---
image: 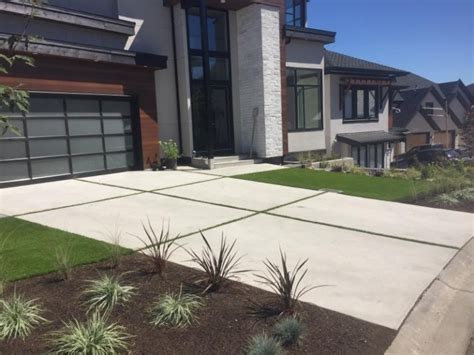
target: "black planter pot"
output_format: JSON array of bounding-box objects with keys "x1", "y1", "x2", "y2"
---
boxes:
[{"x1": 165, "y1": 158, "x2": 178, "y2": 170}]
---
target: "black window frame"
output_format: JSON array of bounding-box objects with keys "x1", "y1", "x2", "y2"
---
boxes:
[
  {"x1": 351, "y1": 143, "x2": 385, "y2": 168},
  {"x1": 287, "y1": 68, "x2": 324, "y2": 132},
  {"x1": 285, "y1": 0, "x2": 306, "y2": 27},
  {"x1": 342, "y1": 85, "x2": 380, "y2": 123}
]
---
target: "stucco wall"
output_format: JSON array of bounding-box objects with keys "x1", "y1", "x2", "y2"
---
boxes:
[
  {"x1": 285, "y1": 39, "x2": 326, "y2": 153},
  {"x1": 327, "y1": 74, "x2": 390, "y2": 156},
  {"x1": 236, "y1": 4, "x2": 282, "y2": 158},
  {"x1": 450, "y1": 96, "x2": 468, "y2": 123}
]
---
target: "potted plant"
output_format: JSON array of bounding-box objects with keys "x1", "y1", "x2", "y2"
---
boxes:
[{"x1": 159, "y1": 139, "x2": 179, "y2": 170}]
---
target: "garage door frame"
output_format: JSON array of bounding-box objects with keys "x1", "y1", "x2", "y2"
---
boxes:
[{"x1": 0, "y1": 92, "x2": 143, "y2": 188}]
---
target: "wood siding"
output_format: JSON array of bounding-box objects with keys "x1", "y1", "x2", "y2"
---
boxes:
[
  {"x1": 406, "y1": 133, "x2": 430, "y2": 150},
  {"x1": 0, "y1": 55, "x2": 159, "y2": 169}
]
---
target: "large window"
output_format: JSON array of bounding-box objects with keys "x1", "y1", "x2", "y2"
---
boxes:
[
  {"x1": 285, "y1": 0, "x2": 306, "y2": 27},
  {"x1": 343, "y1": 86, "x2": 379, "y2": 121},
  {"x1": 287, "y1": 68, "x2": 323, "y2": 131},
  {"x1": 351, "y1": 143, "x2": 385, "y2": 168}
]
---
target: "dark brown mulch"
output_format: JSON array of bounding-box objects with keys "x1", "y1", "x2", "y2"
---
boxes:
[
  {"x1": 414, "y1": 199, "x2": 474, "y2": 213},
  {"x1": 0, "y1": 254, "x2": 396, "y2": 354}
]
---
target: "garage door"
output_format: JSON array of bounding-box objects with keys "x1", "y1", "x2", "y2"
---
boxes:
[
  {"x1": 433, "y1": 131, "x2": 455, "y2": 148},
  {"x1": 406, "y1": 133, "x2": 429, "y2": 151},
  {"x1": 0, "y1": 93, "x2": 139, "y2": 186}
]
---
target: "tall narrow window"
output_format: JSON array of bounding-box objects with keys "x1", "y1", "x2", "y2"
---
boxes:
[
  {"x1": 424, "y1": 102, "x2": 434, "y2": 116},
  {"x1": 287, "y1": 68, "x2": 323, "y2": 131},
  {"x1": 285, "y1": 0, "x2": 306, "y2": 27}
]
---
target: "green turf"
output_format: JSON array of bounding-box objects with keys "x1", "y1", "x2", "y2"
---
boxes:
[
  {"x1": 0, "y1": 217, "x2": 130, "y2": 281},
  {"x1": 235, "y1": 168, "x2": 431, "y2": 202}
]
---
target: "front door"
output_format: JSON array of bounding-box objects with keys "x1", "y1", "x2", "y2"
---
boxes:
[{"x1": 187, "y1": 6, "x2": 234, "y2": 156}]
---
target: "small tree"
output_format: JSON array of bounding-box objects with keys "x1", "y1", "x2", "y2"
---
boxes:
[
  {"x1": 0, "y1": 0, "x2": 41, "y2": 136},
  {"x1": 460, "y1": 106, "x2": 474, "y2": 154}
]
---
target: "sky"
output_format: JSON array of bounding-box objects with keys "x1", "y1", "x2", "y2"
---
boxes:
[{"x1": 307, "y1": 0, "x2": 474, "y2": 84}]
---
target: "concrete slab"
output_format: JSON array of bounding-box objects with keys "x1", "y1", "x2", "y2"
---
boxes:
[
  {"x1": 0, "y1": 180, "x2": 132, "y2": 216},
  {"x1": 387, "y1": 238, "x2": 474, "y2": 355},
  {"x1": 196, "y1": 163, "x2": 287, "y2": 177},
  {"x1": 20, "y1": 192, "x2": 252, "y2": 249},
  {"x1": 81, "y1": 170, "x2": 218, "y2": 191},
  {"x1": 272, "y1": 192, "x2": 473, "y2": 248},
  {"x1": 169, "y1": 213, "x2": 455, "y2": 330},
  {"x1": 161, "y1": 178, "x2": 320, "y2": 211}
]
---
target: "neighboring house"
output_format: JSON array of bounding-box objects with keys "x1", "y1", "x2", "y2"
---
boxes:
[
  {"x1": 392, "y1": 75, "x2": 473, "y2": 151},
  {"x1": 468, "y1": 83, "x2": 474, "y2": 97}
]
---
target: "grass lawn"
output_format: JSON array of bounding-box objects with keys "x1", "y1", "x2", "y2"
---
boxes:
[
  {"x1": 0, "y1": 217, "x2": 130, "y2": 281},
  {"x1": 235, "y1": 168, "x2": 431, "y2": 202}
]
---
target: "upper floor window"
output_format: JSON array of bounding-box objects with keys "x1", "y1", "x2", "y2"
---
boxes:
[
  {"x1": 287, "y1": 68, "x2": 323, "y2": 131},
  {"x1": 343, "y1": 86, "x2": 379, "y2": 121},
  {"x1": 424, "y1": 102, "x2": 434, "y2": 116},
  {"x1": 285, "y1": 0, "x2": 306, "y2": 27}
]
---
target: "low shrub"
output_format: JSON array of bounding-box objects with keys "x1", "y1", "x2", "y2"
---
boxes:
[
  {"x1": 159, "y1": 139, "x2": 180, "y2": 160},
  {"x1": 0, "y1": 292, "x2": 47, "y2": 340},
  {"x1": 319, "y1": 161, "x2": 329, "y2": 169},
  {"x1": 149, "y1": 288, "x2": 203, "y2": 328},
  {"x1": 104, "y1": 226, "x2": 124, "y2": 269},
  {"x1": 54, "y1": 245, "x2": 73, "y2": 281},
  {"x1": 245, "y1": 334, "x2": 283, "y2": 355},
  {"x1": 83, "y1": 273, "x2": 136, "y2": 314},
  {"x1": 430, "y1": 193, "x2": 459, "y2": 206},
  {"x1": 272, "y1": 317, "x2": 303, "y2": 346},
  {"x1": 134, "y1": 219, "x2": 180, "y2": 277},
  {"x1": 255, "y1": 250, "x2": 325, "y2": 313},
  {"x1": 330, "y1": 165, "x2": 343, "y2": 173},
  {"x1": 349, "y1": 166, "x2": 367, "y2": 176},
  {"x1": 420, "y1": 164, "x2": 438, "y2": 179},
  {"x1": 452, "y1": 187, "x2": 474, "y2": 202},
  {"x1": 48, "y1": 312, "x2": 131, "y2": 355},
  {"x1": 187, "y1": 232, "x2": 247, "y2": 293}
]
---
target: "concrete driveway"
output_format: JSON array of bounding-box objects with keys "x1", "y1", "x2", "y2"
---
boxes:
[{"x1": 1, "y1": 165, "x2": 472, "y2": 330}]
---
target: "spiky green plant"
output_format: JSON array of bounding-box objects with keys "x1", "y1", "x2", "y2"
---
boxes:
[
  {"x1": 187, "y1": 232, "x2": 247, "y2": 293},
  {"x1": 134, "y1": 219, "x2": 181, "y2": 277},
  {"x1": 272, "y1": 317, "x2": 303, "y2": 346},
  {"x1": 54, "y1": 245, "x2": 73, "y2": 281},
  {"x1": 48, "y1": 312, "x2": 131, "y2": 355},
  {"x1": 83, "y1": 274, "x2": 136, "y2": 314},
  {"x1": 245, "y1": 334, "x2": 283, "y2": 355},
  {"x1": 255, "y1": 250, "x2": 328, "y2": 313},
  {"x1": 149, "y1": 288, "x2": 203, "y2": 328},
  {"x1": 0, "y1": 292, "x2": 47, "y2": 340}
]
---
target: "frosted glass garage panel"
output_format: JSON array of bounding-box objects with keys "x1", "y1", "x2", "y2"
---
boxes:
[
  {"x1": 1, "y1": 119, "x2": 25, "y2": 138},
  {"x1": 27, "y1": 119, "x2": 66, "y2": 137},
  {"x1": 28, "y1": 97, "x2": 64, "y2": 116},
  {"x1": 29, "y1": 139, "x2": 68, "y2": 158},
  {"x1": 103, "y1": 118, "x2": 132, "y2": 134},
  {"x1": 72, "y1": 155, "x2": 105, "y2": 173},
  {"x1": 68, "y1": 118, "x2": 102, "y2": 136},
  {"x1": 0, "y1": 140, "x2": 27, "y2": 160},
  {"x1": 106, "y1": 152, "x2": 134, "y2": 169},
  {"x1": 70, "y1": 137, "x2": 103, "y2": 155},
  {"x1": 31, "y1": 158, "x2": 70, "y2": 178},
  {"x1": 0, "y1": 161, "x2": 29, "y2": 182},
  {"x1": 102, "y1": 100, "x2": 131, "y2": 117},
  {"x1": 66, "y1": 98, "x2": 100, "y2": 116},
  {"x1": 105, "y1": 135, "x2": 133, "y2": 152}
]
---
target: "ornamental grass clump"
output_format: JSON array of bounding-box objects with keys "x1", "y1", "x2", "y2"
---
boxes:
[
  {"x1": 82, "y1": 273, "x2": 135, "y2": 314},
  {"x1": 187, "y1": 232, "x2": 247, "y2": 293},
  {"x1": 0, "y1": 292, "x2": 47, "y2": 340},
  {"x1": 256, "y1": 250, "x2": 327, "y2": 313},
  {"x1": 54, "y1": 245, "x2": 73, "y2": 281},
  {"x1": 134, "y1": 219, "x2": 180, "y2": 277},
  {"x1": 149, "y1": 288, "x2": 203, "y2": 328},
  {"x1": 245, "y1": 334, "x2": 283, "y2": 355},
  {"x1": 272, "y1": 317, "x2": 303, "y2": 347},
  {"x1": 48, "y1": 312, "x2": 131, "y2": 355}
]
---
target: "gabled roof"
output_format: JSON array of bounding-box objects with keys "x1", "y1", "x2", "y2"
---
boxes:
[
  {"x1": 395, "y1": 73, "x2": 445, "y2": 99},
  {"x1": 438, "y1": 79, "x2": 474, "y2": 105},
  {"x1": 324, "y1": 50, "x2": 409, "y2": 77},
  {"x1": 393, "y1": 87, "x2": 441, "y2": 130},
  {"x1": 468, "y1": 84, "x2": 474, "y2": 97}
]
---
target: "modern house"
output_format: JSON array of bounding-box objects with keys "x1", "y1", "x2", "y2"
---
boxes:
[
  {"x1": 1, "y1": 0, "x2": 438, "y2": 187},
  {"x1": 392, "y1": 75, "x2": 473, "y2": 151}
]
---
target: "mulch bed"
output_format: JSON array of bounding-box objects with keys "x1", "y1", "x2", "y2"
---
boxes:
[
  {"x1": 414, "y1": 199, "x2": 474, "y2": 213},
  {"x1": 1, "y1": 254, "x2": 396, "y2": 354}
]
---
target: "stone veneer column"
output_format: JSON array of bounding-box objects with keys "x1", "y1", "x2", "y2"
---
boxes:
[{"x1": 236, "y1": 4, "x2": 282, "y2": 158}]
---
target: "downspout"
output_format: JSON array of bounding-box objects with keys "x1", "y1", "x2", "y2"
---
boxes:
[{"x1": 170, "y1": 6, "x2": 183, "y2": 155}]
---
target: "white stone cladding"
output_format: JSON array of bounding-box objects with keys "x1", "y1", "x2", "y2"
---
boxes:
[{"x1": 236, "y1": 4, "x2": 283, "y2": 158}]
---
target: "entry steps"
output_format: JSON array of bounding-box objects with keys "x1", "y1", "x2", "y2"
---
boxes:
[{"x1": 192, "y1": 155, "x2": 263, "y2": 170}]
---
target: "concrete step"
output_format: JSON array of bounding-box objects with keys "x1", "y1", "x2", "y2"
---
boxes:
[
  {"x1": 213, "y1": 158, "x2": 263, "y2": 169},
  {"x1": 213, "y1": 155, "x2": 253, "y2": 163}
]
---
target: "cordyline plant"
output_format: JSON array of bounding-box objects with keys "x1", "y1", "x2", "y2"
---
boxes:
[
  {"x1": 255, "y1": 250, "x2": 330, "y2": 313},
  {"x1": 187, "y1": 232, "x2": 248, "y2": 294},
  {"x1": 134, "y1": 218, "x2": 181, "y2": 277},
  {"x1": 0, "y1": 0, "x2": 42, "y2": 136}
]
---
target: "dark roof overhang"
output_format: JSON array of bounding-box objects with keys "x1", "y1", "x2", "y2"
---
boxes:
[
  {"x1": 336, "y1": 131, "x2": 405, "y2": 146},
  {"x1": 284, "y1": 25, "x2": 336, "y2": 44},
  {"x1": 0, "y1": 34, "x2": 167, "y2": 69},
  {"x1": 325, "y1": 67, "x2": 409, "y2": 78},
  {"x1": 0, "y1": 1, "x2": 135, "y2": 36}
]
